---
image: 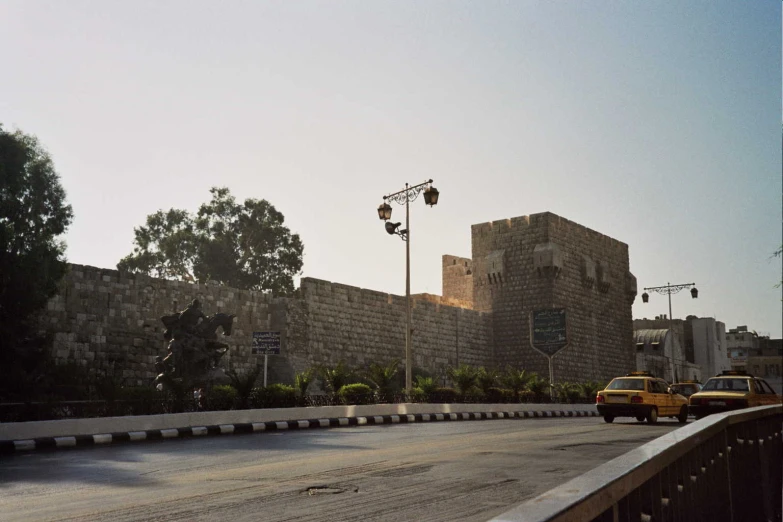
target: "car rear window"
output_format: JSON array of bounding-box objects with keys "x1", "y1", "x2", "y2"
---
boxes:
[
  {"x1": 702, "y1": 378, "x2": 749, "y2": 392},
  {"x1": 606, "y1": 379, "x2": 645, "y2": 391}
]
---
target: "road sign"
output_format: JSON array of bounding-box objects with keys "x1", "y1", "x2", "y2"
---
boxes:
[
  {"x1": 530, "y1": 308, "x2": 568, "y2": 357},
  {"x1": 252, "y1": 331, "x2": 281, "y2": 355}
]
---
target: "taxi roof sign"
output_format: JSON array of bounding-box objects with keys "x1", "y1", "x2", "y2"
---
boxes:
[
  {"x1": 626, "y1": 371, "x2": 655, "y2": 377},
  {"x1": 719, "y1": 370, "x2": 753, "y2": 377}
]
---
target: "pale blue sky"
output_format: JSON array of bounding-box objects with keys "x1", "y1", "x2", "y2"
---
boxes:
[{"x1": 2, "y1": 1, "x2": 780, "y2": 337}]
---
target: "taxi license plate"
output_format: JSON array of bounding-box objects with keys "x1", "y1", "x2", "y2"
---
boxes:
[
  {"x1": 606, "y1": 395, "x2": 627, "y2": 404},
  {"x1": 709, "y1": 401, "x2": 726, "y2": 406}
]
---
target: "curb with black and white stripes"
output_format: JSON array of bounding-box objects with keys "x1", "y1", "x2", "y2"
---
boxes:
[{"x1": 0, "y1": 409, "x2": 599, "y2": 455}]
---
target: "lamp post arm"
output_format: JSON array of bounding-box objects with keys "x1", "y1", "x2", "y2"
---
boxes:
[
  {"x1": 383, "y1": 179, "x2": 433, "y2": 205},
  {"x1": 643, "y1": 282, "x2": 696, "y2": 296}
]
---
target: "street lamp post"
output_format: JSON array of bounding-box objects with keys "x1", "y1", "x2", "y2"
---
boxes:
[
  {"x1": 641, "y1": 282, "x2": 699, "y2": 381},
  {"x1": 377, "y1": 179, "x2": 439, "y2": 393}
]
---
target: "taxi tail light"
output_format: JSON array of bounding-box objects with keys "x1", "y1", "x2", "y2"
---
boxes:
[
  {"x1": 630, "y1": 396, "x2": 643, "y2": 404},
  {"x1": 596, "y1": 395, "x2": 604, "y2": 403}
]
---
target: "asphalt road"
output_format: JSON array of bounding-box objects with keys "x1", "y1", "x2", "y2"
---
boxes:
[{"x1": 0, "y1": 416, "x2": 686, "y2": 522}]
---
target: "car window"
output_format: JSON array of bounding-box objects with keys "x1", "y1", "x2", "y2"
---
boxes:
[
  {"x1": 606, "y1": 379, "x2": 645, "y2": 391},
  {"x1": 753, "y1": 380, "x2": 766, "y2": 394},
  {"x1": 759, "y1": 380, "x2": 777, "y2": 395},
  {"x1": 701, "y1": 378, "x2": 749, "y2": 392}
]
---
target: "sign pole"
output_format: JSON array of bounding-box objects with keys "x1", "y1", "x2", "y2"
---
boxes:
[
  {"x1": 548, "y1": 355, "x2": 554, "y2": 400},
  {"x1": 264, "y1": 354, "x2": 268, "y2": 387}
]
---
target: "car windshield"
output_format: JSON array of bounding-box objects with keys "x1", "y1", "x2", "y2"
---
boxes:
[
  {"x1": 606, "y1": 379, "x2": 645, "y2": 391},
  {"x1": 701, "y1": 378, "x2": 749, "y2": 392}
]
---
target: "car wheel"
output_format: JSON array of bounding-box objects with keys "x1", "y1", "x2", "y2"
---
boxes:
[
  {"x1": 677, "y1": 406, "x2": 688, "y2": 424},
  {"x1": 646, "y1": 408, "x2": 658, "y2": 424},
  {"x1": 603, "y1": 415, "x2": 614, "y2": 423},
  {"x1": 635, "y1": 416, "x2": 645, "y2": 422}
]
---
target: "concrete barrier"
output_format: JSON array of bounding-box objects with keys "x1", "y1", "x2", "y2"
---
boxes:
[{"x1": 0, "y1": 403, "x2": 597, "y2": 442}]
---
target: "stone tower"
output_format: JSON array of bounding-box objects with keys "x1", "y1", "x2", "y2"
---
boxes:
[{"x1": 445, "y1": 212, "x2": 636, "y2": 382}]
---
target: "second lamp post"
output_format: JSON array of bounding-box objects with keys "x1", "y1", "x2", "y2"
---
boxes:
[{"x1": 377, "y1": 179, "x2": 439, "y2": 393}]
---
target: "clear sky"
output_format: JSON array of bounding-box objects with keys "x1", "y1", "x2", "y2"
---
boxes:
[{"x1": 2, "y1": 1, "x2": 781, "y2": 337}]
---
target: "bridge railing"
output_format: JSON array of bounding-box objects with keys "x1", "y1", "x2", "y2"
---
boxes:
[{"x1": 491, "y1": 405, "x2": 782, "y2": 522}]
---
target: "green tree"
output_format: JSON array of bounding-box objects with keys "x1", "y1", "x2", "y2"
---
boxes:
[
  {"x1": 501, "y1": 366, "x2": 531, "y2": 399},
  {"x1": 0, "y1": 125, "x2": 73, "y2": 375},
  {"x1": 226, "y1": 365, "x2": 263, "y2": 409},
  {"x1": 446, "y1": 364, "x2": 478, "y2": 396},
  {"x1": 319, "y1": 361, "x2": 354, "y2": 393},
  {"x1": 294, "y1": 368, "x2": 316, "y2": 397},
  {"x1": 476, "y1": 367, "x2": 499, "y2": 395},
  {"x1": 525, "y1": 374, "x2": 550, "y2": 402},
  {"x1": 365, "y1": 360, "x2": 400, "y2": 396},
  {"x1": 118, "y1": 187, "x2": 303, "y2": 295},
  {"x1": 577, "y1": 380, "x2": 604, "y2": 402}
]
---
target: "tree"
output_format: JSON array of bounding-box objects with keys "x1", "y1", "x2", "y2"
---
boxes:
[
  {"x1": 365, "y1": 360, "x2": 401, "y2": 397},
  {"x1": 476, "y1": 367, "x2": 499, "y2": 395},
  {"x1": 501, "y1": 366, "x2": 531, "y2": 399},
  {"x1": 118, "y1": 187, "x2": 304, "y2": 295},
  {"x1": 446, "y1": 364, "x2": 478, "y2": 396},
  {"x1": 0, "y1": 125, "x2": 73, "y2": 357}
]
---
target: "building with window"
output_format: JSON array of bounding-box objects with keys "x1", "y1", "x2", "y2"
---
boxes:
[{"x1": 633, "y1": 316, "x2": 729, "y2": 382}]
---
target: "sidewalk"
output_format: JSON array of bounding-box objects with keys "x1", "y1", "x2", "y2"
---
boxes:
[{"x1": 0, "y1": 402, "x2": 599, "y2": 455}]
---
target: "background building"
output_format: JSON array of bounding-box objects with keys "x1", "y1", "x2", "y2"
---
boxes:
[
  {"x1": 633, "y1": 328, "x2": 700, "y2": 383},
  {"x1": 689, "y1": 317, "x2": 730, "y2": 378},
  {"x1": 633, "y1": 316, "x2": 730, "y2": 382}
]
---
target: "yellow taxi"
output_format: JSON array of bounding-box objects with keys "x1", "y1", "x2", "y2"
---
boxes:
[
  {"x1": 596, "y1": 371, "x2": 688, "y2": 424},
  {"x1": 670, "y1": 380, "x2": 702, "y2": 398},
  {"x1": 688, "y1": 371, "x2": 782, "y2": 419}
]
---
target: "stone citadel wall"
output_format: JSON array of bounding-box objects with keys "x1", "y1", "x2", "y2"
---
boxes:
[
  {"x1": 469, "y1": 213, "x2": 635, "y2": 382},
  {"x1": 36, "y1": 212, "x2": 633, "y2": 387},
  {"x1": 39, "y1": 265, "x2": 282, "y2": 385},
  {"x1": 38, "y1": 266, "x2": 493, "y2": 386},
  {"x1": 281, "y1": 278, "x2": 493, "y2": 384}
]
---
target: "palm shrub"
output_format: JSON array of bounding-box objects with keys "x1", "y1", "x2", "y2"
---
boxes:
[
  {"x1": 226, "y1": 365, "x2": 262, "y2": 409},
  {"x1": 476, "y1": 367, "x2": 499, "y2": 395},
  {"x1": 365, "y1": 360, "x2": 400, "y2": 400},
  {"x1": 408, "y1": 387, "x2": 427, "y2": 403},
  {"x1": 525, "y1": 374, "x2": 550, "y2": 403},
  {"x1": 338, "y1": 383, "x2": 373, "y2": 405},
  {"x1": 414, "y1": 375, "x2": 438, "y2": 394},
  {"x1": 319, "y1": 361, "x2": 353, "y2": 394},
  {"x1": 429, "y1": 387, "x2": 459, "y2": 403},
  {"x1": 577, "y1": 380, "x2": 604, "y2": 402},
  {"x1": 447, "y1": 364, "x2": 478, "y2": 396},
  {"x1": 501, "y1": 366, "x2": 531, "y2": 400},
  {"x1": 485, "y1": 387, "x2": 512, "y2": 403},
  {"x1": 294, "y1": 368, "x2": 316, "y2": 397},
  {"x1": 552, "y1": 382, "x2": 581, "y2": 404}
]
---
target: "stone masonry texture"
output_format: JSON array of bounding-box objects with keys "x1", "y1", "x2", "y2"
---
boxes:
[{"x1": 37, "y1": 212, "x2": 634, "y2": 386}]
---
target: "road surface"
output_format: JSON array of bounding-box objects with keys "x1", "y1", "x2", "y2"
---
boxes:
[{"x1": 0, "y1": 416, "x2": 685, "y2": 521}]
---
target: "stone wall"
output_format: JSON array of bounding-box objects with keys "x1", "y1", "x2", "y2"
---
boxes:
[
  {"x1": 35, "y1": 211, "x2": 635, "y2": 389},
  {"x1": 39, "y1": 264, "x2": 280, "y2": 385},
  {"x1": 470, "y1": 213, "x2": 635, "y2": 382},
  {"x1": 37, "y1": 267, "x2": 494, "y2": 387},
  {"x1": 442, "y1": 255, "x2": 473, "y2": 304},
  {"x1": 281, "y1": 278, "x2": 494, "y2": 383}
]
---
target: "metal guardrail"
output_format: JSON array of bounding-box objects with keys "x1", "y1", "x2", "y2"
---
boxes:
[{"x1": 491, "y1": 405, "x2": 782, "y2": 522}]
